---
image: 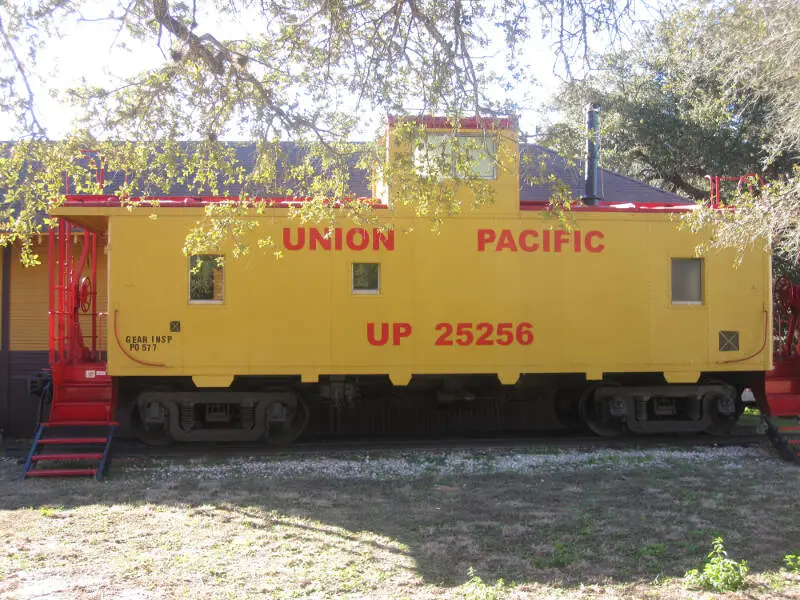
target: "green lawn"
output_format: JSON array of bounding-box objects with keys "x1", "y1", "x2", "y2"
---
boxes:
[{"x1": 1, "y1": 444, "x2": 799, "y2": 599}]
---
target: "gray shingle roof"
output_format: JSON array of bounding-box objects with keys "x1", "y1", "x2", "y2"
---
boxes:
[
  {"x1": 519, "y1": 144, "x2": 687, "y2": 205},
  {"x1": 10, "y1": 140, "x2": 690, "y2": 205}
]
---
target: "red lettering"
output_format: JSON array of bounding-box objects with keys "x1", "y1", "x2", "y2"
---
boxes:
[
  {"x1": 347, "y1": 228, "x2": 369, "y2": 251},
  {"x1": 433, "y1": 321, "x2": 535, "y2": 346},
  {"x1": 516, "y1": 322, "x2": 534, "y2": 345},
  {"x1": 393, "y1": 322, "x2": 412, "y2": 345},
  {"x1": 285, "y1": 227, "x2": 396, "y2": 252},
  {"x1": 373, "y1": 229, "x2": 395, "y2": 251},
  {"x1": 334, "y1": 228, "x2": 343, "y2": 250},
  {"x1": 367, "y1": 322, "x2": 390, "y2": 346},
  {"x1": 435, "y1": 323, "x2": 454, "y2": 346},
  {"x1": 309, "y1": 228, "x2": 331, "y2": 251},
  {"x1": 519, "y1": 230, "x2": 539, "y2": 252},
  {"x1": 586, "y1": 230, "x2": 605, "y2": 253},
  {"x1": 496, "y1": 229, "x2": 518, "y2": 252},
  {"x1": 477, "y1": 228, "x2": 605, "y2": 254},
  {"x1": 477, "y1": 229, "x2": 496, "y2": 251},
  {"x1": 476, "y1": 323, "x2": 494, "y2": 345},
  {"x1": 496, "y1": 323, "x2": 513, "y2": 346},
  {"x1": 283, "y1": 228, "x2": 305, "y2": 251},
  {"x1": 554, "y1": 230, "x2": 569, "y2": 252}
]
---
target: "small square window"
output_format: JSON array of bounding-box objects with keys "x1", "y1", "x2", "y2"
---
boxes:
[
  {"x1": 352, "y1": 263, "x2": 379, "y2": 294},
  {"x1": 189, "y1": 254, "x2": 224, "y2": 303},
  {"x1": 671, "y1": 258, "x2": 703, "y2": 304}
]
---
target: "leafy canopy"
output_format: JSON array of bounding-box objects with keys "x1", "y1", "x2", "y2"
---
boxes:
[
  {"x1": 538, "y1": 0, "x2": 800, "y2": 264},
  {"x1": 0, "y1": 0, "x2": 641, "y2": 264}
]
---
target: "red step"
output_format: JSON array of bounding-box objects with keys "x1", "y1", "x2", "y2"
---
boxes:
[
  {"x1": 766, "y1": 377, "x2": 800, "y2": 395},
  {"x1": 43, "y1": 421, "x2": 118, "y2": 427},
  {"x1": 49, "y1": 405, "x2": 113, "y2": 423},
  {"x1": 779, "y1": 426, "x2": 800, "y2": 432},
  {"x1": 25, "y1": 468, "x2": 98, "y2": 477},
  {"x1": 31, "y1": 453, "x2": 103, "y2": 461},
  {"x1": 37, "y1": 437, "x2": 108, "y2": 445},
  {"x1": 765, "y1": 393, "x2": 800, "y2": 417}
]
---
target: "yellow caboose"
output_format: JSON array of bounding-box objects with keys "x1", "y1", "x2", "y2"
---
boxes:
[{"x1": 44, "y1": 117, "x2": 771, "y2": 445}]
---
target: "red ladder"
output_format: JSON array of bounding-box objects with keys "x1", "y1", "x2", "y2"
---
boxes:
[{"x1": 21, "y1": 218, "x2": 116, "y2": 480}]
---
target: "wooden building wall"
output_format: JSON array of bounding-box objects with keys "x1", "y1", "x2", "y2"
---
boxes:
[{"x1": 0, "y1": 236, "x2": 108, "y2": 438}]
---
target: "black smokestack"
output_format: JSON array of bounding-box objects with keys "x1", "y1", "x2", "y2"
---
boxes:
[{"x1": 583, "y1": 103, "x2": 601, "y2": 205}]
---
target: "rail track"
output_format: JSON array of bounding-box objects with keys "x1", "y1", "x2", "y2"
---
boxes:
[
  {"x1": 4, "y1": 422, "x2": 784, "y2": 468},
  {"x1": 86, "y1": 426, "x2": 774, "y2": 460}
]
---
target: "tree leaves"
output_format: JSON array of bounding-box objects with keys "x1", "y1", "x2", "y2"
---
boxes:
[{"x1": 0, "y1": 0, "x2": 641, "y2": 261}]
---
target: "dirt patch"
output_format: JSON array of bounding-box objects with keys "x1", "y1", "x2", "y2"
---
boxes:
[{"x1": 1, "y1": 446, "x2": 799, "y2": 599}]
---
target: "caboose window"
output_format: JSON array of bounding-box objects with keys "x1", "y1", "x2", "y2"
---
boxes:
[
  {"x1": 671, "y1": 258, "x2": 703, "y2": 304},
  {"x1": 414, "y1": 133, "x2": 497, "y2": 180},
  {"x1": 189, "y1": 254, "x2": 224, "y2": 303},
  {"x1": 352, "y1": 263, "x2": 380, "y2": 294}
]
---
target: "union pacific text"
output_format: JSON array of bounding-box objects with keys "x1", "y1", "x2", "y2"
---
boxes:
[
  {"x1": 477, "y1": 229, "x2": 605, "y2": 252},
  {"x1": 283, "y1": 227, "x2": 395, "y2": 251}
]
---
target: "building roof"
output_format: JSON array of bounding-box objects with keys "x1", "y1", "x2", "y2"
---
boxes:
[
  {"x1": 73, "y1": 141, "x2": 688, "y2": 205},
  {"x1": 520, "y1": 144, "x2": 687, "y2": 205}
]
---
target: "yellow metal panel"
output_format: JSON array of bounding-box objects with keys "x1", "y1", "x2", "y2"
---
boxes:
[
  {"x1": 105, "y1": 209, "x2": 772, "y2": 382},
  {"x1": 193, "y1": 375, "x2": 234, "y2": 388},
  {"x1": 664, "y1": 372, "x2": 701, "y2": 383},
  {"x1": 51, "y1": 125, "x2": 771, "y2": 384}
]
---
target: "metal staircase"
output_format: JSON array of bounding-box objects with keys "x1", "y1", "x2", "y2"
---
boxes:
[
  {"x1": 21, "y1": 422, "x2": 116, "y2": 479},
  {"x1": 763, "y1": 418, "x2": 800, "y2": 464},
  {"x1": 764, "y1": 275, "x2": 800, "y2": 464},
  {"x1": 21, "y1": 218, "x2": 116, "y2": 480}
]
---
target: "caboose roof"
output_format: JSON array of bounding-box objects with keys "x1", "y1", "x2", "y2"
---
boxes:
[
  {"x1": 1, "y1": 140, "x2": 692, "y2": 232},
  {"x1": 55, "y1": 141, "x2": 687, "y2": 205}
]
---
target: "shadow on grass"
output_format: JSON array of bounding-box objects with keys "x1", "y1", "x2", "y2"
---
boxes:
[{"x1": 1, "y1": 451, "x2": 799, "y2": 594}]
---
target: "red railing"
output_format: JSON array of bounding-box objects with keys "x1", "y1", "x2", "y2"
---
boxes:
[
  {"x1": 705, "y1": 173, "x2": 765, "y2": 208},
  {"x1": 45, "y1": 217, "x2": 114, "y2": 424},
  {"x1": 48, "y1": 219, "x2": 103, "y2": 365}
]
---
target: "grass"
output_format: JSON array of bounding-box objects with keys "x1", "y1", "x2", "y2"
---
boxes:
[{"x1": 1, "y1": 445, "x2": 799, "y2": 599}]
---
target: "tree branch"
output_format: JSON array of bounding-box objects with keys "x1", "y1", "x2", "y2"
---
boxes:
[
  {"x1": 665, "y1": 172, "x2": 708, "y2": 201},
  {"x1": 0, "y1": 12, "x2": 45, "y2": 137},
  {"x1": 150, "y1": 0, "x2": 226, "y2": 75}
]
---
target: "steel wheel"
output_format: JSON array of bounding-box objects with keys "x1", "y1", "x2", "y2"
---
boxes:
[
  {"x1": 579, "y1": 384, "x2": 627, "y2": 437},
  {"x1": 263, "y1": 393, "x2": 309, "y2": 445},
  {"x1": 134, "y1": 387, "x2": 176, "y2": 446},
  {"x1": 701, "y1": 379, "x2": 741, "y2": 436},
  {"x1": 554, "y1": 388, "x2": 585, "y2": 431}
]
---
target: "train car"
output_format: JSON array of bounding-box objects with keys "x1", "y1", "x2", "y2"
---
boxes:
[
  {"x1": 16, "y1": 115, "x2": 773, "y2": 472},
  {"x1": 1, "y1": 124, "x2": 688, "y2": 444}
]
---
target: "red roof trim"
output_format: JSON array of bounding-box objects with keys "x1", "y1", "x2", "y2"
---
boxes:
[
  {"x1": 60, "y1": 195, "x2": 700, "y2": 213},
  {"x1": 519, "y1": 200, "x2": 698, "y2": 213},
  {"x1": 61, "y1": 195, "x2": 389, "y2": 209}
]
